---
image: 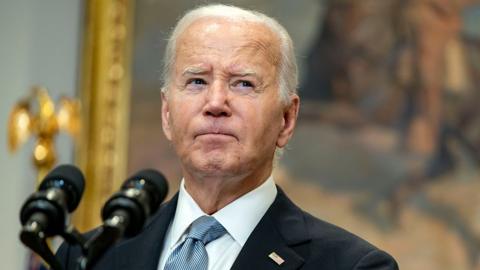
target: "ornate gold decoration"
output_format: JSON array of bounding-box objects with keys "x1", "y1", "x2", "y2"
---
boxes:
[
  {"x1": 74, "y1": 0, "x2": 133, "y2": 231},
  {"x1": 8, "y1": 86, "x2": 80, "y2": 180}
]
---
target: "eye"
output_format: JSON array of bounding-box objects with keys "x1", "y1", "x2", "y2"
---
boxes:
[
  {"x1": 238, "y1": 81, "x2": 253, "y2": 87},
  {"x1": 231, "y1": 80, "x2": 255, "y2": 93},
  {"x1": 185, "y1": 78, "x2": 207, "y2": 91},
  {"x1": 188, "y1": 78, "x2": 206, "y2": 85}
]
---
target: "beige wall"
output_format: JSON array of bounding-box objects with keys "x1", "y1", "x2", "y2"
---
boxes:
[{"x1": 0, "y1": 1, "x2": 81, "y2": 268}]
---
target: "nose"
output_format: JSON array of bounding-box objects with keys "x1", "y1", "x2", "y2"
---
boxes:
[{"x1": 203, "y1": 81, "x2": 232, "y2": 117}]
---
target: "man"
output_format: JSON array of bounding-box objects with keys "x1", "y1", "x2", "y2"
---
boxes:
[{"x1": 58, "y1": 4, "x2": 398, "y2": 269}]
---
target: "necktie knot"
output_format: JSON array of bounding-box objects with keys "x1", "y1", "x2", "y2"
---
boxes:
[
  {"x1": 186, "y1": 215, "x2": 226, "y2": 245},
  {"x1": 164, "y1": 216, "x2": 226, "y2": 270}
]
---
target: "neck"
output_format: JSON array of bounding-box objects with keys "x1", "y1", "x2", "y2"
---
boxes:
[{"x1": 183, "y1": 166, "x2": 272, "y2": 214}]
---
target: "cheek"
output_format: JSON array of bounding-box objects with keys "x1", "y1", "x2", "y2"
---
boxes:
[
  {"x1": 243, "y1": 105, "x2": 282, "y2": 145},
  {"x1": 169, "y1": 95, "x2": 207, "y2": 145},
  {"x1": 168, "y1": 104, "x2": 191, "y2": 141}
]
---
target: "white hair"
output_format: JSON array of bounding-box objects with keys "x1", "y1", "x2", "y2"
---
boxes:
[{"x1": 161, "y1": 4, "x2": 298, "y2": 104}]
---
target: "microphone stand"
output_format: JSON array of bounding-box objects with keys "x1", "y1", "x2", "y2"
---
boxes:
[
  {"x1": 20, "y1": 220, "x2": 86, "y2": 270},
  {"x1": 20, "y1": 213, "x2": 63, "y2": 270},
  {"x1": 21, "y1": 213, "x2": 129, "y2": 270},
  {"x1": 75, "y1": 210, "x2": 129, "y2": 270}
]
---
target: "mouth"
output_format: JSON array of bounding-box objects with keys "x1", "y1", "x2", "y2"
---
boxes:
[
  {"x1": 195, "y1": 132, "x2": 236, "y2": 139},
  {"x1": 194, "y1": 129, "x2": 237, "y2": 141}
]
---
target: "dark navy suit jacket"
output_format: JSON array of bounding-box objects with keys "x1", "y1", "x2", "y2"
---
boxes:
[{"x1": 57, "y1": 188, "x2": 399, "y2": 269}]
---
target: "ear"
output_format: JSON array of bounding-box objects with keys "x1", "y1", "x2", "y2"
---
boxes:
[
  {"x1": 276, "y1": 94, "x2": 300, "y2": 148},
  {"x1": 161, "y1": 91, "x2": 172, "y2": 141}
]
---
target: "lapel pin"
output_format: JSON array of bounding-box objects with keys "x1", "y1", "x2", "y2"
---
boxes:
[{"x1": 269, "y1": 252, "x2": 285, "y2": 266}]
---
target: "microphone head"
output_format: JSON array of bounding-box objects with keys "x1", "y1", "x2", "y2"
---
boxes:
[
  {"x1": 123, "y1": 169, "x2": 168, "y2": 213},
  {"x1": 39, "y1": 164, "x2": 85, "y2": 212},
  {"x1": 101, "y1": 168, "x2": 168, "y2": 237}
]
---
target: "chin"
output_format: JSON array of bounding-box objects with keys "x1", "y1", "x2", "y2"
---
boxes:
[{"x1": 188, "y1": 152, "x2": 242, "y2": 178}]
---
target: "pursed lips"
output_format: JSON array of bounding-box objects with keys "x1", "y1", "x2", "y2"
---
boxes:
[{"x1": 194, "y1": 128, "x2": 237, "y2": 140}]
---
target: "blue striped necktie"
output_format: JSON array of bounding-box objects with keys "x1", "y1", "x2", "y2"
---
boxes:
[{"x1": 164, "y1": 215, "x2": 227, "y2": 270}]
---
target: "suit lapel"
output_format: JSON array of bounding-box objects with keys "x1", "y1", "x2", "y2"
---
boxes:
[
  {"x1": 231, "y1": 188, "x2": 310, "y2": 270},
  {"x1": 101, "y1": 187, "x2": 309, "y2": 270},
  {"x1": 114, "y1": 194, "x2": 178, "y2": 270}
]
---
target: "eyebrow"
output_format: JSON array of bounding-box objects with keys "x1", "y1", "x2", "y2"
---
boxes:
[
  {"x1": 225, "y1": 65, "x2": 261, "y2": 79},
  {"x1": 230, "y1": 69, "x2": 257, "y2": 77},
  {"x1": 181, "y1": 66, "x2": 210, "y2": 76},
  {"x1": 181, "y1": 66, "x2": 259, "y2": 79}
]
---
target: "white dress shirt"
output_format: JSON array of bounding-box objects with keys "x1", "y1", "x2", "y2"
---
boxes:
[{"x1": 157, "y1": 176, "x2": 277, "y2": 270}]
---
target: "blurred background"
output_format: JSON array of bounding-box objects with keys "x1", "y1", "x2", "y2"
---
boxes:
[{"x1": 2, "y1": 0, "x2": 480, "y2": 269}]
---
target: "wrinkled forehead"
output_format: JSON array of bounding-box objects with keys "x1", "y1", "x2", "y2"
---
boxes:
[{"x1": 175, "y1": 17, "x2": 282, "y2": 67}]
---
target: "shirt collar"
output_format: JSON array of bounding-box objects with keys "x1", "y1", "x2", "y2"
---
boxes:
[
  {"x1": 213, "y1": 176, "x2": 277, "y2": 246},
  {"x1": 167, "y1": 179, "x2": 206, "y2": 248},
  {"x1": 168, "y1": 176, "x2": 277, "y2": 248}
]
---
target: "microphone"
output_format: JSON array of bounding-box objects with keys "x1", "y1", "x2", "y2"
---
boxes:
[
  {"x1": 101, "y1": 169, "x2": 169, "y2": 237},
  {"x1": 19, "y1": 164, "x2": 85, "y2": 270},
  {"x1": 20, "y1": 164, "x2": 85, "y2": 237},
  {"x1": 80, "y1": 169, "x2": 168, "y2": 269}
]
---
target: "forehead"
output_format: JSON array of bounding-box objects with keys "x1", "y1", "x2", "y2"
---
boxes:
[{"x1": 174, "y1": 17, "x2": 281, "y2": 68}]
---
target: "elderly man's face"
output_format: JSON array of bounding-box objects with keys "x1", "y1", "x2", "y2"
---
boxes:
[{"x1": 162, "y1": 18, "x2": 298, "y2": 182}]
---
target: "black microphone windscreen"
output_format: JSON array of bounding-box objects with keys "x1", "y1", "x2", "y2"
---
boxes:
[
  {"x1": 39, "y1": 164, "x2": 85, "y2": 212},
  {"x1": 125, "y1": 169, "x2": 168, "y2": 210}
]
